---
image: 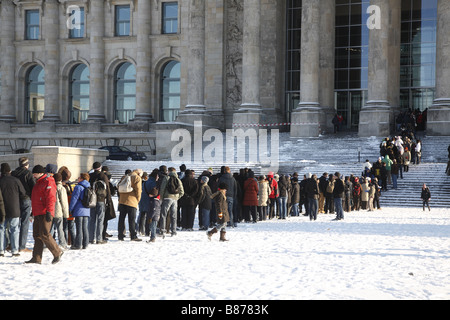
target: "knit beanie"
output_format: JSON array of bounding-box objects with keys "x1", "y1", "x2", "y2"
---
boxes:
[{"x1": 32, "y1": 165, "x2": 45, "y2": 174}]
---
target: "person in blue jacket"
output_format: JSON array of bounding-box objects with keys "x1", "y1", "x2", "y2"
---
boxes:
[{"x1": 69, "y1": 173, "x2": 91, "y2": 249}]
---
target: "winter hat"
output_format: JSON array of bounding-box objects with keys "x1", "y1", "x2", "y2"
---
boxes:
[
  {"x1": 32, "y1": 165, "x2": 45, "y2": 174},
  {"x1": 201, "y1": 176, "x2": 209, "y2": 184},
  {"x1": 306, "y1": 173, "x2": 312, "y2": 179},
  {"x1": 45, "y1": 163, "x2": 58, "y2": 174},
  {"x1": 0, "y1": 163, "x2": 11, "y2": 174},
  {"x1": 19, "y1": 157, "x2": 30, "y2": 167},
  {"x1": 93, "y1": 162, "x2": 102, "y2": 170}
]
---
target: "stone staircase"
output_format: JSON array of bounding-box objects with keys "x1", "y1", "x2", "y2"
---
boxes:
[{"x1": 102, "y1": 132, "x2": 450, "y2": 209}]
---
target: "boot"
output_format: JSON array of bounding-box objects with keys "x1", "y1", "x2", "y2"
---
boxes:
[
  {"x1": 207, "y1": 227, "x2": 218, "y2": 241},
  {"x1": 220, "y1": 230, "x2": 228, "y2": 242}
]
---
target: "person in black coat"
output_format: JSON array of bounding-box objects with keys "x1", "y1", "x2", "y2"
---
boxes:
[
  {"x1": 333, "y1": 172, "x2": 345, "y2": 220},
  {"x1": 0, "y1": 163, "x2": 27, "y2": 256},
  {"x1": 318, "y1": 173, "x2": 328, "y2": 214},
  {"x1": 180, "y1": 170, "x2": 199, "y2": 230},
  {"x1": 11, "y1": 157, "x2": 35, "y2": 252},
  {"x1": 421, "y1": 183, "x2": 431, "y2": 211}
]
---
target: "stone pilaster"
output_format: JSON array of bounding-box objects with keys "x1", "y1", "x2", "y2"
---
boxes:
[
  {"x1": 133, "y1": 0, "x2": 152, "y2": 123},
  {"x1": 232, "y1": 0, "x2": 262, "y2": 126},
  {"x1": 41, "y1": 0, "x2": 60, "y2": 124},
  {"x1": 87, "y1": 0, "x2": 106, "y2": 123},
  {"x1": 427, "y1": 0, "x2": 450, "y2": 135},
  {"x1": 0, "y1": 0, "x2": 17, "y2": 128},
  {"x1": 290, "y1": 0, "x2": 321, "y2": 137},
  {"x1": 359, "y1": 0, "x2": 400, "y2": 137},
  {"x1": 177, "y1": 0, "x2": 214, "y2": 127}
]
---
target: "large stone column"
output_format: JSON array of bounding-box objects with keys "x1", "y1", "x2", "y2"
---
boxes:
[
  {"x1": 290, "y1": 0, "x2": 321, "y2": 137},
  {"x1": 0, "y1": 0, "x2": 17, "y2": 127},
  {"x1": 41, "y1": 0, "x2": 60, "y2": 124},
  {"x1": 87, "y1": 0, "x2": 106, "y2": 123},
  {"x1": 130, "y1": 0, "x2": 153, "y2": 130},
  {"x1": 427, "y1": 0, "x2": 450, "y2": 136},
  {"x1": 318, "y1": 0, "x2": 336, "y2": 133},
  {"x1": 232, "y1": 0, "x2": 262, "y2": 126},
  {"x1": 358, "y1": 0, "x2": 400, "y2": 137}
]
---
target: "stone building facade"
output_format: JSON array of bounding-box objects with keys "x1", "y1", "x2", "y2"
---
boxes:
[{"x1": 0, "y1": 0, "x2": 448, "y2": 157}]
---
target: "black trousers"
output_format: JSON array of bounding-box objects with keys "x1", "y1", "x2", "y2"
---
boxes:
[{"x1": 118, "y1": 204, "x2": 138, "y2": 240}]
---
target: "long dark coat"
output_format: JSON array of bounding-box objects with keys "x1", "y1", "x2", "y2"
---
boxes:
[{"x1": 242, "y1": 178, "x2": 259, "y2": 206}]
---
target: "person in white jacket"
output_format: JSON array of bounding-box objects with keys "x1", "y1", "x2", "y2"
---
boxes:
[{"x1": 52, "y1": 173, "x2": 69, "y2": 249}]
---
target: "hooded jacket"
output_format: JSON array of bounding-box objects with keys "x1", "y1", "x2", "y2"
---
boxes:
[
  {"x1": 211, "y1": 190, "x2": 230, "y2": 224},
  {"x1": 31, "y1": 174, "x2": 57, "y2": 217},
  {"x1": 159, "y1": 171, "x2": 184, "y2": 200},
  {"x1": 11, "y1": 166, "x2": 35, "y2": 199},
  {"x1": 69, "y1": 179, "x2": 91, "y2": 217}
]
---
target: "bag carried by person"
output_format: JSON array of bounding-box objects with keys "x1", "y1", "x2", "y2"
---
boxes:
[
  {"x1": 81, "y1": 185, "x2": 97, "y2": 208},
  {"x1": 94, "y1": 180, "x2": 108, "y2": 201},
  {"x1": 118, "y1": 175, "x2": 133, "y2": 193},
  {"x1": 167, "y1": 176, "x2": 180, "y2": 194}
]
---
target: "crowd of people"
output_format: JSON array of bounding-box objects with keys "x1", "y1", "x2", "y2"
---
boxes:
[{"x1": 0, "y1": 131, "x2": 441, "y2": 262}]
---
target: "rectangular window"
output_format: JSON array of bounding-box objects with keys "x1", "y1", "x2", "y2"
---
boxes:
[
  {"x1": 69, "y1": 7, "x2": 85, "y2": 39},
  {"x1": 115, "y1": 5, "x2": 131, "y2": 36},
  {"x1": 162, "y1": 2, "x2": 178, "y2": 34},
  {"x1": 26, "y1": 10, "x2": 40, "y2": 40}
]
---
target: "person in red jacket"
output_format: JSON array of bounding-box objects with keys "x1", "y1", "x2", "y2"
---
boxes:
[
  {"x1": 267, "y1": 172, "x2": 278, "y2": 219},
  {"x1": 242, "y1": 171, "x2": 259, "y2": 223},
  {"x1": 25, "y1": 165, "x2": 63, "y2": 264}
]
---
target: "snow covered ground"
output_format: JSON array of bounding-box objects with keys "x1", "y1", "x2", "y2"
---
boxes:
[{"x1": 0, "y1": 204, "x2": 449, "y2": 301}]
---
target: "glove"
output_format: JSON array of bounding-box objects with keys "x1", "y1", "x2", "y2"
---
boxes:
[{"x1": 45, "y1": 211, "x2": 52, "y2": 222}]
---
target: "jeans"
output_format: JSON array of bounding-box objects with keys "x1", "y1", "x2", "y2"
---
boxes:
[
  {"x1": 334, "y1": 198, "x2": 344, "y2": 220},
  {"x1": 308, "y1": 198, "x2": 318, "y2": 220},
  {"x1": 291, "y1": 203, "x2": 299, "y2": 216},
  {"x1": 74, "y1": 216, "x2": 89, "y2": 249},
  {"x1": 278, "y1": 196, "x2": 287, "y2": 219},
  {"x1": 149, "y1": 220, "x2": 158, "y2": 240},
  {"x1": 19, "y1": 199, "x2": 32, "y2": 250},
  {"x1": 201, "y1": 208, "x2": 210, "y2": 230},
  {"x1": 0, "y1": 217, "x2": 20, "y2": 254},
  {"x1": 52, "y1": 217, "x2": 67, "y2": 248},
  {"x1": 226, "y1": 197, "x2": 235, "y2": 226},
  {"x1": 89, "y1": 202, "x2": 105, "y2": 242},
  {"x1": 64, "y1": 218, "x2": 76, "y2": 246},
  {"x1": 160, "y1": 198, "x2": 178, "y2": 234},
  {"x1": 118, "y1": 204, "x2": 138, "y2": 240},
  {"x1": 392, "y1": 174, "x2": 398, "y2": 189}
]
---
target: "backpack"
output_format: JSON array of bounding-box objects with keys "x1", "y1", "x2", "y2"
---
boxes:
[
  {"x1": 326, "y1": 180, "x2": 334, "y2": 193},
  {"x1": 118, "y1": 175, "x2": 133, "y2": 193},
  {"x1": 81, "y1": 185, "x2": 97, "y2": 208},
  {"x1": 94, "y1": 180, "x2": 108, "y2": 201},
  {"x1": 166, "y1": 176, "x2": 180, "y2": 194}
]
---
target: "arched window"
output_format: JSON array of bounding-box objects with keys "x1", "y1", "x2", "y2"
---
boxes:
[
  {"x1": 25, "y1": 65, "x2": 45, "y2": 124},
  {"x1": 69, "y1": 64, "x2": 90, "y2": 124},
  {"x1": 115, "y1": 62, "x2": 136, "y2": 124},
  {"x1": 160, "y1": 60, "x2": 180, "y2": 122}
]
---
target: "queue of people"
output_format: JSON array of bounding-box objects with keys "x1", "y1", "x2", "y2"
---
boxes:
[{"x1": 0, "y1": 136, "x2": 438, "y2": 262}]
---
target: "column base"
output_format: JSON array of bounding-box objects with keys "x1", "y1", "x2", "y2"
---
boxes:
[
  {"x1": 426, "y1": 99, "x2": 450, "y2": 136},
  {"x1": 290, "y1": 104, "x2": 321, "y2": 138},
  {"x1": 358, "y1": 103, "x2": 394, "y2": 137},
  {"x1": 176, "y1": 106, "x2": 216, "y2": 128},
  {"x1": 233, "y1": 104, "x2": 263, "y2": 129}
]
